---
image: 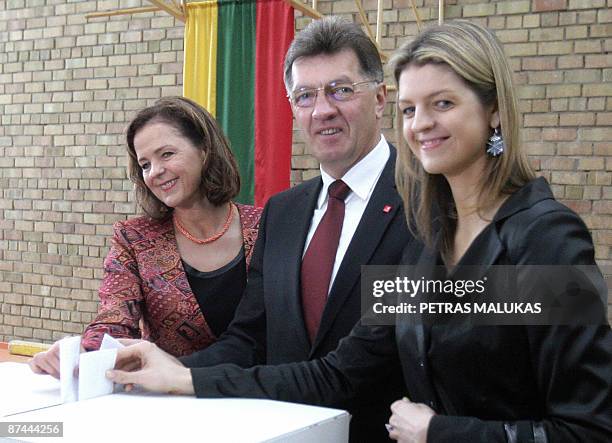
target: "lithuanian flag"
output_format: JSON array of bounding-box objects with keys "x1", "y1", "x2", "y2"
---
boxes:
[{"x1": 183, "y1": 0, "x2": 295, "y2": 206}]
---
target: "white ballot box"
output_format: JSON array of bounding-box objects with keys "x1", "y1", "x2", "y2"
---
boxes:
[{"x1": 0, "y1": 362, "x2": 349, "y2": 442}]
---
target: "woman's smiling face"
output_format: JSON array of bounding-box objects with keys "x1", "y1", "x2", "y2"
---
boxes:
[
  {"x1": 134, "y1": 120, "x2": 206, "y2": 211},
  {"x1": 398, "y1": 63, "x2": 499, "y2": 180}
]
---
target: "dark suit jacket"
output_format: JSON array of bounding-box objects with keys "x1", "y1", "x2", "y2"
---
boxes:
[
  {"x1": 182, "y1": 147, "x2": 414, "y2": 441},
  {"x1": 189, "y1": 178, "x2": 612, "y2": 442}
]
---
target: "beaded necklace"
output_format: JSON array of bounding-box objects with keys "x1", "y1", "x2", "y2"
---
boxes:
[{"x1": 174, "y1": 202, "x2": 235, "y2": 245}]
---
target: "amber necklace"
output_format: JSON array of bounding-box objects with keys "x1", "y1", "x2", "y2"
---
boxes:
[{"x1": 174, "y1": 202, "x2": 235, "y2": 245}]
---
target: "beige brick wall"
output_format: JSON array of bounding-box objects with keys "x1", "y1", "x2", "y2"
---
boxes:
[{"x1": 0, "y1": 0, "x2": 610, "y2": 342}]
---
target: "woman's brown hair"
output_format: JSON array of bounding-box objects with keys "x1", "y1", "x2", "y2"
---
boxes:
[{"x1": 125, "y1": 96, "x2": 240, "y2": 219}]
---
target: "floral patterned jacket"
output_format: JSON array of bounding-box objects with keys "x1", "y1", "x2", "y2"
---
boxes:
[{"x1": 81, "y1": 203, "x2": 262, "y2": 357}]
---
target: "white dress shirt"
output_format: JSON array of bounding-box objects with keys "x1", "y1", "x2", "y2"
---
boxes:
[{"x1": 303, "y1": 135, "x2": 391, "y2": 294}]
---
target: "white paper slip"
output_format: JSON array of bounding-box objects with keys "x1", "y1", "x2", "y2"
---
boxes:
[
  {"x1": 99, "y1": 334, "x2": 126, "y2": 393},
  {"x1": 100, "y1": 333, "x2": 125, "y2": 350},
  {"x1": 77, "y1": 348, "x2": 117, "y2": 401},
  {"x1": 59, "y1": 336, "x2": 81, "y2": 403},
  {"x1": 59, "y1": 334, "x2": 121, "y2": 403}
]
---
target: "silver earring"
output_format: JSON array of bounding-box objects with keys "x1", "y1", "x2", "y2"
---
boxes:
[{"x1": 486, "y1": 128, "x2": 505, "y2": 157}]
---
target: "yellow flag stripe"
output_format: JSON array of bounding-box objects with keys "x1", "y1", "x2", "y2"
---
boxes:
[{"x1": 183, "y1": 1, "x2": 218, "y2": 117}]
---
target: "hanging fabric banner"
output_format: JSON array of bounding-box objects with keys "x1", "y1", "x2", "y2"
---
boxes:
[
  {"x1": 184, "y1": 0, "x2": 295, "y2": 206},
  {"x1": 184, "y1": 1, "x2": 218, "y2": 115}
]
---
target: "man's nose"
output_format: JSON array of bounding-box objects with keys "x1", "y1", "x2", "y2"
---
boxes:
[{"x1": 311, "y1": 89, "x2": 338, "y2": 119}]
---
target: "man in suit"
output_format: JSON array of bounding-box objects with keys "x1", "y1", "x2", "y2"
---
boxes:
[{"x1": 109, "y1": 16, "x2": 413, "y2": 441}]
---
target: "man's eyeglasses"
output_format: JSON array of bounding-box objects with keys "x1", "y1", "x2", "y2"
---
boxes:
[{"x1": 288, "y1": 80, "x2": 380, "y2": 108}]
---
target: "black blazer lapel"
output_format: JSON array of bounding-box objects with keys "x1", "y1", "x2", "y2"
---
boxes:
[
  {"x1": 396, "y1": 244, "x2": 439, "y2": 407},
  {"x1": 311, "y1": 150, "x2": 403, "y2": 353},
  {"x1": 402, "y1": 228, "x2": 505, "y2": 413},
  {"x1": 460, "y1": 226, "x2": 504, "y2": 268},
  {"x1": 272, "y1": 178, "x2": 322, "y2": 353}
]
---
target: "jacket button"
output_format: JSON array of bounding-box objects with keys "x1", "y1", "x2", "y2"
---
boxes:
[
  {"x1": 430, "y1": 400, "x2": 436, "y2": 408},
  {"x1": 419, "y1": 361, "x2": 424, "y2": 367}
]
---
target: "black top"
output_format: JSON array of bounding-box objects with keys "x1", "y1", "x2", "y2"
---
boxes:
[{"x1": 183, "y1": 249, "x2": 246, "y2": 337}]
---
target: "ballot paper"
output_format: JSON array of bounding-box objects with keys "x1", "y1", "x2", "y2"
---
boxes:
[
  {"x1": 59, "y1": 334, "x2": 123, "y2": 403},
  {"x1": 59, "y1": 335, "x2": 81, "y2": 403},
  {"x1": 100, "y1": 333, "x2": 125, "y2": 350},
  {"x1": 77, "y1": 348, "x2": 118, "y2": 401}
]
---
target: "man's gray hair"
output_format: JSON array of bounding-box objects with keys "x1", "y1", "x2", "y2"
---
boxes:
[{"x1": 283, "y1": 16, "x2": 383, "y2": 91}]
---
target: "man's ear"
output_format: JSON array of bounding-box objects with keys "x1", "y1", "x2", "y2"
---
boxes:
[{"x1": 375, "y1": 84, "x2": 387, "y2": 119}]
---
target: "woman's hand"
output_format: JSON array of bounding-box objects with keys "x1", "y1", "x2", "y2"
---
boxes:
[
  {"x1": 388, "y1": 397, "x2": 435, "y2": 443},
  {"x1": 29, "y1": 341, "x2": 61, "y2": 379},
  {"x1": 28, "y1": 341, "x2": 84, "y2": 379}
]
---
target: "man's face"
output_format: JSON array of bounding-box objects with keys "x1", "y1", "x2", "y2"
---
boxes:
[{"x1": 289, "y1": 49, "x2": 386, "y2": 178}]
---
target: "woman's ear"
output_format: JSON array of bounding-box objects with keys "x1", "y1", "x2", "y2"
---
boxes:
[{"x1": 489, "y1": 105, "x2": 500, "y2": 130}]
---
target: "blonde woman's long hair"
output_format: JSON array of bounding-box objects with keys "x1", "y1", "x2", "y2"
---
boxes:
[{"x1": 390, "y1": 20, "x2": 535, "y2": 249}]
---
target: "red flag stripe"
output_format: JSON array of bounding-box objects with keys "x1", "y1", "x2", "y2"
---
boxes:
[{"x1": 254, "y1": 1, "x2": 294, "y2": 207}]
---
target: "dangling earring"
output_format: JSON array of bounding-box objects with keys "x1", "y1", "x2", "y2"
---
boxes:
[{"x1": 486, "y1": 127, "x2": 505, "y2": 157}]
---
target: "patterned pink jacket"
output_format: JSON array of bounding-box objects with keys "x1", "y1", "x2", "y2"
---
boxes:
[{"x1": 81, "y1": 203, "x2": 262, "y2": 357}]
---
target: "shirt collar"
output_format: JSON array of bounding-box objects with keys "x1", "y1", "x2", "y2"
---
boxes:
[{"x1": 317, "y1": 135, "x2": 390, "y2": 208}]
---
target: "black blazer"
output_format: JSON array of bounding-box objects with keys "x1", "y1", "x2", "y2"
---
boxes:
[
  {"x1": 189, "y1": 178, "x2": 612, "y2": 442},
  {"x1": 182, "y1": 147, "x2": 415, "y2": 441}
]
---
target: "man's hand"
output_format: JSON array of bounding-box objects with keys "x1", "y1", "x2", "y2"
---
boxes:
[
  {"x1": 388, "y1": 397, "x2": 435, "y2": 443},
  {"x1": 106, "y1": 341, "x2": 195, "y2": 395},
  {"x1": 116, "y1": 338, "x2": 146, "y2": 347}
]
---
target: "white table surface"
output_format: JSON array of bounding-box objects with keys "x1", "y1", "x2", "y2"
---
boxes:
[{"x1": 0, "y1": 362, "x2": 349, "y2": 442}]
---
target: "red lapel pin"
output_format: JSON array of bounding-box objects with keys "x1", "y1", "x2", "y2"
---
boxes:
[{"x1": 383, "y1": 205, "x2": 392, "y2": 213}]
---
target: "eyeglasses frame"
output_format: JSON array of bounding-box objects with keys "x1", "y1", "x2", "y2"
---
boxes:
[{"x1": 287, "y1": 79, "x2": 382, "y2": 108}]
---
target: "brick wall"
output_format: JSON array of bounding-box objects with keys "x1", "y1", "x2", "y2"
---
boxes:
[{"x1": 0, "y1": 0, "x2": 610, "y2": 342}]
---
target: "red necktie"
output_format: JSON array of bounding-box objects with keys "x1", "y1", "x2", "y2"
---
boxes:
[{"x1": 301, "y1": 180, "x2": 351, "y2": 343}]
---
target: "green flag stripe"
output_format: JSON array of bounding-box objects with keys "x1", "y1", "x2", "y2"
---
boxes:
[{"x1": 216, "y1": 1, "x2": 256, "y2": 205}]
